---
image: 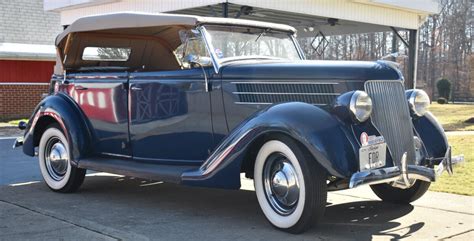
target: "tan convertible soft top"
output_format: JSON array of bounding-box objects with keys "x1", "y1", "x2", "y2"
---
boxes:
[
  {"x1": 56, "y1": 12, "x2": 296, "y2": 46},
  {"x1": 54, "y1": 12, "x2": 296, "y2": 72}
]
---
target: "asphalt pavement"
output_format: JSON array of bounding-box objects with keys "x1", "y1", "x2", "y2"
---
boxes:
[
  {"x1": 1, "y1": 138, "x2": 473, "y2": 241},
  {"x1": 0, "y1": 137, "x2": 42, "y2": 185}
]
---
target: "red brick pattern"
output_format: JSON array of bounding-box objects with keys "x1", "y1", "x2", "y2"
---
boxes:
[{"x1": 0, "y1": 84, "x2": 49, "y2": 121}]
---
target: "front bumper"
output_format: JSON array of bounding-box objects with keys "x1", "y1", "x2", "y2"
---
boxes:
[
  {"x1": 349, "y1": 146, "x2": 464, "y2": 189},
  {"x1": 12, "y1": 136, "x2": 23, "y2": 148}
]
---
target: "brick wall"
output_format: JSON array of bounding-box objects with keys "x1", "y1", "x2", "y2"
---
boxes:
[
  {"x1": 0, "y1": 84, "x2": 49, "y2": 121},
  {"x1": 0, "y1": 0, "x2": 61, "y2": 45},
  {"x1": 0, "y1": 59, "x2": 54, "y2": 120}
]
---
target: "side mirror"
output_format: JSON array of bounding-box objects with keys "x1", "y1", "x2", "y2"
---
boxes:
[{"x1": 184, "y1": 54, "x2": 212, "y2": 67}]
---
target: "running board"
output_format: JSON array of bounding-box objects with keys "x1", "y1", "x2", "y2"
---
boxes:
[{"x1": 78, "y1": 157, "x2": 198, "y2": 183}]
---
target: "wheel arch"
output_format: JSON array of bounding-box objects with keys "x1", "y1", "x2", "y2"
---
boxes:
[
  {"x1": 240, "y1": 131, "x2": 326, "y2": 180},
  {"x1": 22, "y1": 94, "x2": 94, "y2": 164},
  {"x1": 182, "y1": 102, "x2": 358, "y2": 189}
]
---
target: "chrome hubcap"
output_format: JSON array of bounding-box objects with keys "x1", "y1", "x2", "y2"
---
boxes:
[
  {"x1": 45, "y1": 137, "x2": 68, "y2": 181},
  {"x1": 263, "y1": 153, "x2": 300, "y2": 215}
]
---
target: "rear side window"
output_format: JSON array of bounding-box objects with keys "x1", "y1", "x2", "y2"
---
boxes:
[{"x1": 82, "y1": 47, "x2": 131, "y2": 61}]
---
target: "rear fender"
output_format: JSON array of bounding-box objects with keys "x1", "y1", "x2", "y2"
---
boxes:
[
  {"x1": 22, "y1": 93, "x2": 93, "y2": 165},
  {"x1": 181, "y1": 102, "x2": 359, "y2": 189}
]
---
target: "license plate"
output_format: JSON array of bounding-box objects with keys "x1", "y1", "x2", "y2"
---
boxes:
[{"x1": 359, "y1": 143, "x2": 387, "y2": 171}]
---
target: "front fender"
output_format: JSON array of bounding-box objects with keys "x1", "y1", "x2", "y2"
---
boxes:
[
  {"x1": 22, "y1": 93, "x2": 93, "y2": 165},
  {"x1": 413, "y1": 112, "x2": 449, "y2": 159},
  {"x1": 182, "y1": 102, "x2": 359, "y2": 189}
]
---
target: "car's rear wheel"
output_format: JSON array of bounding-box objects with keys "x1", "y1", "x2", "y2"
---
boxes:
[
  {"x1": 38, "y1": 124, "x2": 86, "y2": 193},
  {"x1": 254, "y1": 136, "x2": 327, "y2": 234},
  {"x1": 370, "y1": 180, "x2": 430, "y2": 204}
]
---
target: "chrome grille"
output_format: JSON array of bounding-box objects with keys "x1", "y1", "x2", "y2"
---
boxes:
[
  {"x1": 234, "y1": 82, "x2": 338, "y2": 105},
  {"x1": 365, "y1": 80, "x2": 416, "y2": 166}
]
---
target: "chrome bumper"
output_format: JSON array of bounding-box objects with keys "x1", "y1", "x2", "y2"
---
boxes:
[
  {"x1": 349, "y1": 147, "x2": 464, "y2": 189},
  {"x1": 12, "y1": 121, "x2": 26, "y2": 149},
  {"x1": 12, "y1": 137, "x2": 23, "y2": 149}
]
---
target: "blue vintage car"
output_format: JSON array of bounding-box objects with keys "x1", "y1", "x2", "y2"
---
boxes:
[{"x1": 14, "y1": 13, "x2": 463, "y2": 233}]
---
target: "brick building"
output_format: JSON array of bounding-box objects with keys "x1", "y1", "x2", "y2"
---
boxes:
[{"x1": 0, "y1": 0, "x2": 62, "y2": 120}]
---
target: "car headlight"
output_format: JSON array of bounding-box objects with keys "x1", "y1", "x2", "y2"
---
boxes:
[
  {"x1": 407, "y1": 89, "x2": 430, "y2": 116},
  {"x1": 350, "y1": 91, "x2": 373, "y2": 122}
]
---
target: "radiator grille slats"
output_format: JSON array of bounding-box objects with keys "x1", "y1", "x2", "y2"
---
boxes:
[
  {"x1": 234, "y1": 82, "x2": 338, "y2": 105},
  {"x1": 365, "y1": 80, "x2": 416, "y2": 166}
]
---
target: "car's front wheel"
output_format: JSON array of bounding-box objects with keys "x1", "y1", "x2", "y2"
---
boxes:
[
  {"x1": 38, "y1": 124, "x2": 86, "y2": 193},
  {"x1": 254, "y1": 136, "x2": 327, "y2": 234}
]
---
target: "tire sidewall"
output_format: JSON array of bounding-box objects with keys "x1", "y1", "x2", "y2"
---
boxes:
[
  {"x1": 254, "y1": 140, "x2": 306, "y2": 229},
  {"x1": 38, "y1": 127, "x2": 72, "y2": 190}
]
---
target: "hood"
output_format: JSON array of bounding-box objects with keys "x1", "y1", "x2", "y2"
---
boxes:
[{"x1": 220, "y1": 60, "x2": 401, "y2": 81}]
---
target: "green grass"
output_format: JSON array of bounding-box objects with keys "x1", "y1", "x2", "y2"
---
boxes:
[
  {"x1": 430, "y1": 103, "x2": 474, "y2": 131},
  {"x1": 0, "y1": 119, "x2": 28, "y2": 127},
  {"x1": 429, "y1": 103, "x2": 473, "y2": 195},
  {"x1": 429, "y1": 135, "x2": 474, "y2": 196},
  {"x1": 7, "y1": 119, "x2": 28, "y2": 126}
]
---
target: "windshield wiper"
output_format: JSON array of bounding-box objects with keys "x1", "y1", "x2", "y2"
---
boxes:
[{"x1": 255, "y1": 28, "x2": 270, "y2": 42}]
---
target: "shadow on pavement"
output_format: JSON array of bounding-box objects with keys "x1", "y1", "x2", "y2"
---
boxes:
[
  {"x1": 320, "y1": 200, "x2": 421, "y2": 240},
  {"x1": 1, "y1": 175, "x2": 422, "y2": 240}
]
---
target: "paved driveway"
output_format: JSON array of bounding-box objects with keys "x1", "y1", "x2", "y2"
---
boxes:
[{"x1": 1, "y1": 138, "x2": 473, "y2": 241}]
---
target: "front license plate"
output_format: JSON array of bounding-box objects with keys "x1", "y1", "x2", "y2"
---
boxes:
[{"x1": 359, "y1": 143, "x2": 387, "y2": 171}]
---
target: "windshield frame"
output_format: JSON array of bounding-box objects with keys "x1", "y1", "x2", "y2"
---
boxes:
[{"x1": 197, "y1": 25, "x2": 305, "y2": 73}]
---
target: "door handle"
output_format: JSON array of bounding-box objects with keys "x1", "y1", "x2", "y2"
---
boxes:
[
  {"x1": 74, "y1": 85, "x2": 88, "y2": 90},
  {"x1": 131, "y1": 86, "x2": 142, "y2": 91}
]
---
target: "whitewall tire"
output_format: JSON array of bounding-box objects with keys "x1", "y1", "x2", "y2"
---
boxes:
[
  {"x1": 38, "y1": 124, "x2": 86, "y2": 193},
  {"x1": 254, "y1": 136, "x2": 327, "y2": 233}
]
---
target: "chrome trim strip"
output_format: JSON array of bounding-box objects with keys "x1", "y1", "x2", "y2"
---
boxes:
[
  {"x1": 75, "y1": 75, "x2": 121, "y2": 79},
  {"x1": 134, "y1": 156, "x2": 203, "y2": 165},
  {"x1": 198, "y1": 26, "x2": 220, "y2": 74},
  {"x1": 291, "y1": 34, "x2": 306, "y2": 60},
  {"x1": 100, "y1": 152, "x2": 132, "y2": 159},
  {"x1": 233, "y1": 92, "x2": 340, "y2": 95},
  {"x1": 235, "y1": 102, "x2": 326, "y2": 106},
  {"x1": 199, "y1": 129, "x2": 254, "y2": 176},
  {"x1": 231, "y1": 81, "x2": 339, "y2": 85},
  {"x1": 235, "y1": 102, "x2": 272, "y2": 105}
]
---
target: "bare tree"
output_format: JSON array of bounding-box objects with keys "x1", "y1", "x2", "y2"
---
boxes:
[{"x1": 297, "y1": 0, "x2": 473, "y2": 101}]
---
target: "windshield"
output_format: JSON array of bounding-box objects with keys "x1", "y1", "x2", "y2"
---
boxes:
[{"x1": 203, "y1": 25, "x2": 302, "y2": 63}]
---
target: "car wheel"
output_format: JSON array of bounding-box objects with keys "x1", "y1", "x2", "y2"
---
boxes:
[
  {"x1": 38, "y1": 124, "x2": 86, "y2": 193},
  {"x1": 254, "y1": 136, "x2": 327, "y2": 234},
  {"x1": 370, "y1": 180, "x2": 430, "y2": 204}
]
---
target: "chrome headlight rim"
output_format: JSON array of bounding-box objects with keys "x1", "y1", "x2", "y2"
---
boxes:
[
  {"x1": 349, "y1": 91, "x2": 373, "y2": 123},
  {"x1": 407, "y1": 89, "x2": 430, "y2": 117}
]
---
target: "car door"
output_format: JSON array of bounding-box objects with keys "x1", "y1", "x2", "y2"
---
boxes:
[
  {"x1": 69, "y1": 71, "x2": 130, "y2": 157},
  {"x1": 128, "y1": 68, "x2": 214, "y2": 164}
]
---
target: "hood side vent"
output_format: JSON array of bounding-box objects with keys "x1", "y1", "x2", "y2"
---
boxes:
[{"x1": 233, "y1": 82, "x2": 338, "y2": 105}]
